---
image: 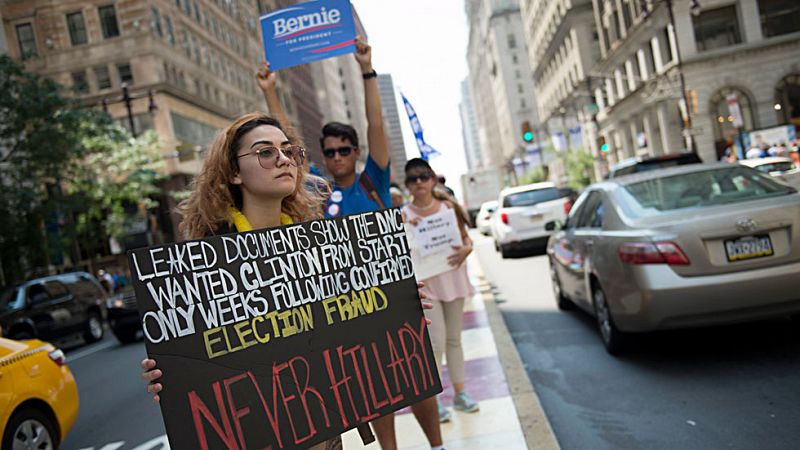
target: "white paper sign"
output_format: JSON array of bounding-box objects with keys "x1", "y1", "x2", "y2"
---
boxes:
[
  {"x1": 415, "y1": 208, "x2": 462, "y2": 258},
  {"x1": 405, "y1": 208, "x2": 463, "y2": 280}
]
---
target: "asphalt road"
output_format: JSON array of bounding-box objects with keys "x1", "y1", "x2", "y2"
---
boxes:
[
  {"x1": 59, "y1": 333, "x2": 167, "y2": 450},
  {"x1": 471, "y1": 231, "x2": 800, "y2": 450}
]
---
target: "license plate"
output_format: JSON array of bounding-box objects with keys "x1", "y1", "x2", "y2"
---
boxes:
[
  {"x1": 529, "y1": 213, "x2": 543, "y2": 222},
  {"x1": 724, "y1": 234, "x2": 773, "y2": 262}
]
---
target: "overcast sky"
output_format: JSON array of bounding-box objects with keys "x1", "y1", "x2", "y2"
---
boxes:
[{"x1": 350, "y1": 0, "x2": 470, "y2": 198}]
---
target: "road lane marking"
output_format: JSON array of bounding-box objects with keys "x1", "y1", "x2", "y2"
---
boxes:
[
  {"x1": 67, "y1": 340, "x2": 117, "y2": 362},
  {"x1": 131, "y1": 435, "x2": 169, "y2": 450}
]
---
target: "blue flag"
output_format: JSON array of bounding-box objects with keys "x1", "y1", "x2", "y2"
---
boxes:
[{"x1": 401, "y1": 93, "x2": 440, "y2": 161}]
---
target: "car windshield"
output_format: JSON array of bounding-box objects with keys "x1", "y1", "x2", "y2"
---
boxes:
[
  {"x1": 0, "y1": 285, "x2": 19, "y2": 312},
  {"x1": 754, "y1": 161, "x2": 795, "y2": 173},
  {"x1": 503, "y1": 187, "x2": 560, "y2": 207},
  {"x1": 619, "y1": 167, "x2": 795, "y2": 216}
]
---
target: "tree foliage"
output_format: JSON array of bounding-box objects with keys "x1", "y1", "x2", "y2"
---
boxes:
[
  {"x1": 0, "y1": 56, "x2": 164, "y2": 283},
  {"x1": 561, "y1": 147, "x2": 596, "y2": 190}
]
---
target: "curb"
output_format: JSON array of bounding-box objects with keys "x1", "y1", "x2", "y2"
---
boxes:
[{"x1": 471, "y1": 258, "x2": 561, "y2": 450}]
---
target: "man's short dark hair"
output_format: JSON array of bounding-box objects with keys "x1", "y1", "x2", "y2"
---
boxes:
[{"x1": 320, "y1": 122, "x2": 359, "y2": 149}]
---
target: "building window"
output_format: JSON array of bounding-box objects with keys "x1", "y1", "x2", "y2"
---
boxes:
[
  {"x1": 512, "y1": 54, "x2": 518, "y2": 64},
  {"x1": 117, "y1": 63, "x2": 134, "y2": 85},
  {"x1": 72, "y1": 71, "x2": 88, "y2": 93},
  {"x1": 15, "y1": 23, "x2": 37, "y2": 60},
  {"x1": 151, "y1": 8, "x2": 163, "y2": 37},
  {"x1": 194, "y1": 1, "x2": 202, "y2": 22},
  {"x1": 508, "y1": 34, "x2": 516, "y2": 49},
  {"x1": 181, "y1": 30, "x2": 190, "y2": 57},
  {"x1": 165, "y1": 16, "x2": 175, "y2": 45},
  {"x1": 98, "y1": 5, "x2": 120, "y2": 38},
  {"x1": 693, "y1": 5, "x2": 742, "y2": 51},
  {"x1": 758, "y1": 0, "x2": 800, "y2": 37},
  {"x1": 67, "y1": 12, "x2": 88, "y2": 46},
  {"x1": 518, "y1": 84, "x2": 523, "y2": 94},
  {"x1": 95, "y1": 66, "x2": 111, "y2": 89},
  {"x1": 774, "y1": 74, "x2": 800, "y2": 126}
]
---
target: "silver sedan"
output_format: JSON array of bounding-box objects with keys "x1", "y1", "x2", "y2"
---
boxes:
[{"x1": 546, "y1": 163, "x2": 800, "y2": 355}]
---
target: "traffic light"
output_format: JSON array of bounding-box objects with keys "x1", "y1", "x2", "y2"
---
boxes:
[
  {"x1": 522, "y1": 121, "x2": 534, "y2": 143},
  {"x1": 598, "y1": 135, "x2": 609, "y2": 153}
]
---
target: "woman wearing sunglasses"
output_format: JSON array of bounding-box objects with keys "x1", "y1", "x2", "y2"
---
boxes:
[
  {"x1": 403, "y1": 158, "x2": 479, "y2": 423},
  {"x1": 139, "y1": 113, "x2": 432, "y2": 450}
]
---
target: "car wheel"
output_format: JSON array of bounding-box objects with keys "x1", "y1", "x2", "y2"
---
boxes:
[
  {"x1": 500, "y1": 245, "x2": 510, "y2": 258},
  {"x1": 549, "y1": 262, "x2": 572, "y2": 310},
  {"x1": 592, "y1": 283, "x2": 627, "y2": 355},
  {"x1": 83, "y1": 312, "x2": 104, "y2": 343},
  {"x1": 113, "y1": 327, "x2": 139, "y2": 344},
  {"x1": 494, "y1": 240, "x2": 500, "y2": 252},
  {"x1": 2, "y1": 407, "x2": 58, "y2": 450},
  {"x1": 10, "y1": 330, "x2": 34, "y2": 340}
]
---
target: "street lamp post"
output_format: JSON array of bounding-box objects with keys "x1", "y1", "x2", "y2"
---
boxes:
[
  {"x1": 641, "y1": 0, "x2": 700, "y2": 152},
  {"x1": 101, "y1": 83, "x2": 157, "y2": 137}
]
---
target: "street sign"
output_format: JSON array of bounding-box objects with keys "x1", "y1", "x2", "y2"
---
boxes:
[{"x1": 726, "y1": 93, "x2": 744, "y2": 128}]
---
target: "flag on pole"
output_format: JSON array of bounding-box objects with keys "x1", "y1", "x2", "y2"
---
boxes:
[{"x1": 401, "y1": 93, "x2": 440, "y2": 161}]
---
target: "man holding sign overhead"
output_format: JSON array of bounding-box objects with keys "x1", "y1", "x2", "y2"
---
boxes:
[{"x1": 258, "y1": 1, "x2": 391, "y2": 219}]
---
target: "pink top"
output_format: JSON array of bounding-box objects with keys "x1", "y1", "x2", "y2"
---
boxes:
[{"x1": 404, "y1": 202, "x2": 475, "y2": 302}]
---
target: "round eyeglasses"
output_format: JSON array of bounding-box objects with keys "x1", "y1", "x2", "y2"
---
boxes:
[{"x1": 237, "y1": 145, "x2": 306, "y2": 169}]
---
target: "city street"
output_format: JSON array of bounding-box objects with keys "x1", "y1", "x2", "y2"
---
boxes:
[
  {"x1": 472, "y1": 232, "x2": 800, "y2": 450},
  {"x1": 60, "y1": 335, "x2": 167, "y2": 450}
]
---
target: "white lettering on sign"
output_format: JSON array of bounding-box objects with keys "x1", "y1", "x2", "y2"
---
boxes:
[{"x1": 273, "y1": 7, "x2": 341, "y2": 38}]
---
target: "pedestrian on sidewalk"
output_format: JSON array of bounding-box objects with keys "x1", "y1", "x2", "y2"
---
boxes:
[
  {"x1": 403, "y1": 158, "x2": 480, "y2": 423},
  {"x1": 255, "y1": 38, "x2": 446, "y2": 450}
]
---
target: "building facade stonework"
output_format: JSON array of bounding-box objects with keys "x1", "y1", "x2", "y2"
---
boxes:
[
  {"x1": 466, "y1": 0, "x2": 541, "y2": 178},
  {"x1": 1, "y1": 0, "x2": 271, "y2": 240},
  {"x1": 590, "y1": 0, "x2": 800, "y2": 170},
  {"x1": 377, "y1": 73, "x2": 408, "y2": 183}
]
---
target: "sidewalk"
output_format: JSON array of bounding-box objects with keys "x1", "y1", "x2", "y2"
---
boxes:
[{"x1": 342, "y1": 255, "x2": 560, "y2": 450}]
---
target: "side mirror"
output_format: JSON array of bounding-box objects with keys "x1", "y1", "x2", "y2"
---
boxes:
[{"x1": 545, "y1": 220, "x2": 562, "y2": 232}]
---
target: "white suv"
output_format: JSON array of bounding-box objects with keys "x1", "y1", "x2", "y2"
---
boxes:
[{"x1": 491, "y1": 182, "x2": 571, "y2": 258}]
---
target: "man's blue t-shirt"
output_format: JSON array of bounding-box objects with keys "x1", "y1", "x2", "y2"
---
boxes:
[{"x1": 325, "y1": 156, "x2": 391, "y2": 218}]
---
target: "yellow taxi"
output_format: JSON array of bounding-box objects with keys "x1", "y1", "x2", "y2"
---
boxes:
[{"x1": 0, "y1": 336, "x2": 79, "y2": 449}]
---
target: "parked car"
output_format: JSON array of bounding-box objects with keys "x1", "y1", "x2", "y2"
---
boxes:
[
  {"x1": 546, "y1": 163, "x2": 800, "y2": 354},
  {"x1": 738, "y1": 157, "x2": 800, "y2": 189},
  {"x1": 607, "y1": 152, "x2": 702, "y2": 178},
  {"x1": 0, "y1": 272, "x2": 107, "y2": 344},
  {"x1": 106, "y1": 287, "x2": 141, "y2": 343},
  {"x1": 475, "y1": 200, "x2": 498, "y2": 235},
  {"x1": 491, "y1": 182, "x2": 571, "y2": 258},
  {"x1": 0, "y1": 336, "x2": 79, "y2": 449}
]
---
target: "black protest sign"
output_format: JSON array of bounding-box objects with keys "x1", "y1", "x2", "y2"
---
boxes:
[{"x1": 127, "y1": 209, "x2": 442, "y2": 450}]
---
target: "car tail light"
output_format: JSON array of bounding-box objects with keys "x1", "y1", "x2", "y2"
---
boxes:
[
  {"x1": 618, "y1": 241, "x2": 690, "y2": 265},
  {"x1": 48, "y1": 349, "x2": 67, "y2": 366},
  {"x1": 564, "y1": 200, "x2": 572, "y2": 215},
  {"x1": 501, "y1": 212, "x2": 509, "y2": 225}
]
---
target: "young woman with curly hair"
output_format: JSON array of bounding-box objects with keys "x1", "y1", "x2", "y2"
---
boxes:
[{"x1": 140, "y1": 113, "x2": 432, "y2": 450}]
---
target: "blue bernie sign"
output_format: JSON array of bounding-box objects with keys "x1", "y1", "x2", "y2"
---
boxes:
[{"x1": 260, "y1": 0, "x2": 357, "y2": 71}]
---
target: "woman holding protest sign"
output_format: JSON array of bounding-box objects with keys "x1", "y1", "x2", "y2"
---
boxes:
[
  {"x1": 139, "y1": 112, "x2": 435, "y2": 450},
  {"x1": 403, "y1": 158, "x2": 479, "y2": 423}
]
